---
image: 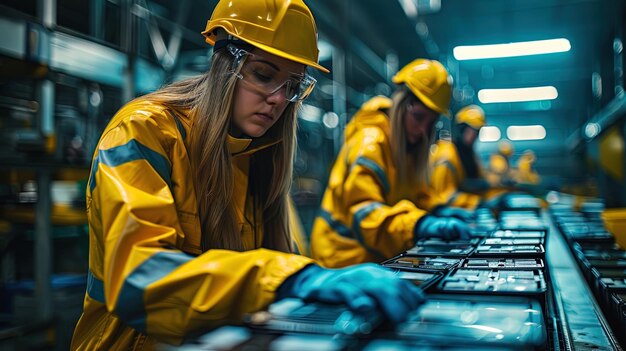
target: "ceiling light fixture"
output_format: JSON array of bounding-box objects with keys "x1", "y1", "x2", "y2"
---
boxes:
[
  {"x1": 478, "y1": 86, "x2": 558, "y2": 103},
  {"x1": 507, "y1": 125, "x2": 547, "y2": 141},
  {"x1": 399, "y1": 0, "x2": 418, "y2": 18},
  {"x1": 478, "y1": 126, "x2": 501, "y2": 142},
  {"x1": 453, "y1": 38, "x2": 571, "y2": 60}
]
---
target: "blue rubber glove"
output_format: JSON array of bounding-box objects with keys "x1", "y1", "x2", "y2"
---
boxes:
[
  {"x1": 276, "y1": 264, "x2": 426, "y2": 324},
  {"x1": 432, "y1": 206, "x2": 476, "y2": 222},
  {"x1": 414, "y1": 215, "x2": 471, "y2": 241}
]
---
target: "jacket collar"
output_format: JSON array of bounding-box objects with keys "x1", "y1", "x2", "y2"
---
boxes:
[
  {"x1": 170, "y1": 105, "x2": 282, "y2": 156},
  {"x1": 227, "y1": 133, "x2": 281, "y2": 156}
]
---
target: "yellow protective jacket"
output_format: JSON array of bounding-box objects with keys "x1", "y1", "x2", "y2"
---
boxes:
[
  {"x1": 486, "y1": 153, "x2": 511, "y2": 186},
  {"x1": 310, "y1": 103, "x2": 431, "y2": 268},
  {"x1": 429, "y1": 140, "x2": 484, "y2": 209},
  {"x1": 516, "y1": 155, "x2": 540, "y2": 184},
  {"x1": 71, "y1": 99, "x2": 313, "y2": 350}
]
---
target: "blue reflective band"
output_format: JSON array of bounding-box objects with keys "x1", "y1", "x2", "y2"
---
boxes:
[
  {"x1": 89, "y1": 139, "x2": 172, "y2": 192},
  {"x1": 438, "y1": 160, "x2": 458, "y2": 179},
  {"x1": 115, "y1": 251, "x2": 193, "y2": 333},
  {"x1": 87, "y1": 269, "x2": 105, "y2": 304},
  {"x1": 318, "y1": 210, "x2": 353, "y2": 239},
  {"x1": 354, "y1": 157, "x2": 390, "y2": 195},
  {"x1": 448, "y1": 191, "x2": 460, "y2": 206},
  {"x1": 171, "y1": 113, "x2": 187, "y2": 140}
]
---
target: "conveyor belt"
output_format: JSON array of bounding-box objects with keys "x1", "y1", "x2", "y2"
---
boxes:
[{"x1": 545, "y1": 211, "x2": 623, "y2": 350}]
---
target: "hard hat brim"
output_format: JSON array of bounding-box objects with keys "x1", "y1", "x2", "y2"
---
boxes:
[{"x1": 202, "y1": 28, "x2": 330, "y2": 74}]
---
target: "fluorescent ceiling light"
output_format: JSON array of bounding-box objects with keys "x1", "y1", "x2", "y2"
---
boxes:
[
  {"x1": 507, "y1": 125, "x2": 547, "y2": 141},
  {"x1": 299, "y1": 104, "x2": 322, "y2": 123},
  {"x1": 478, "y1": 86, "x2": 558, "y2": 103},
  {"x1": 399, "y1": 0, "x2": 418, "y2": 18},
  {"x1": 584, "y1": 122, "x2": 601, "y2": 139},
  {"x1": 317, "y1": 39, "x2": 332, "y2": 61},
  {"x1": 479, "y1": 126, "x2": 501, "y2": 142},
  {"x1": 453, "y1": 38, "x2": 571, "y2": 60},
  {"x1": 322, "y1": 112, "x2": 339, "y2": 129}
]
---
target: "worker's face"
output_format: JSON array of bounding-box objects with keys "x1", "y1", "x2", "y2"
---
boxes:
[
  {"x1": 463, "y1": 126, "x2": 479, "y2": 146},
  {"x1": 404, "y1": 102, "x2": 438, "y2": 145},
  {"x1": 232, "y1": 49, "x2": 306, "y2": 138}
]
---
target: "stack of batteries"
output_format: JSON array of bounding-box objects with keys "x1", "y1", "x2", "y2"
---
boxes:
[{"x1": 550, "y1": 201, "x2": 626, "y2": 345}]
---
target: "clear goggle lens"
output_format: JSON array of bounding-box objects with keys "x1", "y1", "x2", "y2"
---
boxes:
[{"x1": 228, "y1": 45, "x2": 316, "y2": 102}]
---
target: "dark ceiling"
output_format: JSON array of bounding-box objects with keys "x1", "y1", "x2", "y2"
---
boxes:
[{"x1": 1, "y1": 0, "x2": 623, "y2": 163}]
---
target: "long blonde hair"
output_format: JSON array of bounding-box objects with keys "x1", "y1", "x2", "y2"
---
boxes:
[
  {"x1": 389, "y1": 86, "x2": 436, "y2": 189},
  {"x1": 143, "y1": 48, "x2": 297, "y2": 253}
]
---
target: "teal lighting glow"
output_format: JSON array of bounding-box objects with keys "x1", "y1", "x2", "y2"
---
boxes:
[
  {"x1": 478, "y1": 86, "x2": 558, "y2": 103},
  {"x1": 453, "y1": 38, "x2": 571, "y2": 60}
]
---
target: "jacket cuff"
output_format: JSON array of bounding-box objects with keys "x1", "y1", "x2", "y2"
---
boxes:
[
  {"x1": 431, "y1": 204, "x2": 445, "y2": 216},
  {"x1": 258, "y1": 252, "x2": 315, "y2": 296},
  {"x1": 275, "y1": 264, "x2": 321, "y2": 300}
]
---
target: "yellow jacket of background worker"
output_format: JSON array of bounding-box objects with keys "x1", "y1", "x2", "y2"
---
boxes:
[
  {"x1": 486, "y1": 153, "x2": 510, "y2": 185},
  {"x1": 71, "y1": 99, "x2": 313, "y2": 350},
  {"x1": 310, "y1": 103, "x2": 433, "y2": 268},
  {"x1": 429, "y1": 140, "x2": 484, "y2": 209},
  {"x1": 516, "y1": 152, "x2": 541, "y2": 184}
]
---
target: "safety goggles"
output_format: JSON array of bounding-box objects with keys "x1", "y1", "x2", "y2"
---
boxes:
[
  {"x1": 228, "y1": 45, "x2": 316, "y2": 102},
  {"x1": 406, "y1": 102, "x2": 438, "y2": 122}
]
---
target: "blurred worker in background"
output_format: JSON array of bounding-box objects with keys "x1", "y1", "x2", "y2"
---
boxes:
[
  {"x1": 515, "y1": 149, "x2": 541, "y2": 185},
  {"x1": 487, "y1": 139, "x2": 516, "y2": 187},
  {"x1": 429, "y1": 105, "x2": 492, "y2": 209},
  {"x1": 310, "y1": 59, "x2": 471, "y2": 268},
  {"x1": 71, "y1": 0, "x2": 425, "y2": 349}
]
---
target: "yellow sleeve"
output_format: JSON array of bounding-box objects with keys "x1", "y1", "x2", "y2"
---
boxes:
[
  {"x1": 430, "y1": 159, "x2": 481, "y2": 210},
  {"x1": 90, "y1": 112, "x2": 312, "y2": 344},
  {"x1": 339, "y1": 129, "x2": 427, "y2": 258},
  {"x1": 287, "y1": 196, "x2": 309, "y2": 256}
]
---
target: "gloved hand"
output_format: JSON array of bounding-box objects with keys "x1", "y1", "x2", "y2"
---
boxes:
[
  {"x1": 414, "y1": 215, "x2": 471, "y2": 241},
  {"x1": 432, "y1": 205, "x2": 476, "y2": 222},
  {"x1": 276, "y1": 264, "x2": 426, "y2": 324}
]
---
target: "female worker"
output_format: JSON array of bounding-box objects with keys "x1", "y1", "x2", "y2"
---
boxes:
[
  {"x1": 487, "y1": 139, "x2": 516, "y2": 187},
  {"x1": 430, "y1": 105, "x2": 512, "y2": 209},
  {"x1": 71, "y1": 0, "x2": 424, "y2": 349},
  {"x1": 430, "y1": 105, "x2": 488, "y2": 209},
  {"x1": 515, "y1": 149, "x2": 541, "y2": 185},
  {"x1": 310, "y1": 59, "x2": 471, "y2": 268}
]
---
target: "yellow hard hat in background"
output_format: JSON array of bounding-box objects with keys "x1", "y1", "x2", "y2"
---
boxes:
[
  {"x1": 498, "y1": 140, "x2": 514, "y2": 157},
  {"x1": 392, "y1": 59, "x2": 452, "y2": 116},
  {"x1": 455, "y1": 105, "x2": 486, "y2": 130},
  {"x1": 202, "y1": 0, "x2": 330, "y2": 73},
  {"x1": 360, "y1": 95, "x2": 393, "y2": 112}
]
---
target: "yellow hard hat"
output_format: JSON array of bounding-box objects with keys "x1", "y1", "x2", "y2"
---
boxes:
[
  {"x1": 202, "y1": 0, "x2": 330, "y2": 73},
  {"x1": 392, "y1": 59, "x2": 452, "y2": 116},
  {"x1": 361, "y1": 95, "x2": 393, "y2": 112},
  {"x1": 455, "y1": 105, "x2": 486, "y2": 129},
  {"x1": 498, "y1": 140, "x2": 514, "y2": 157}
]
